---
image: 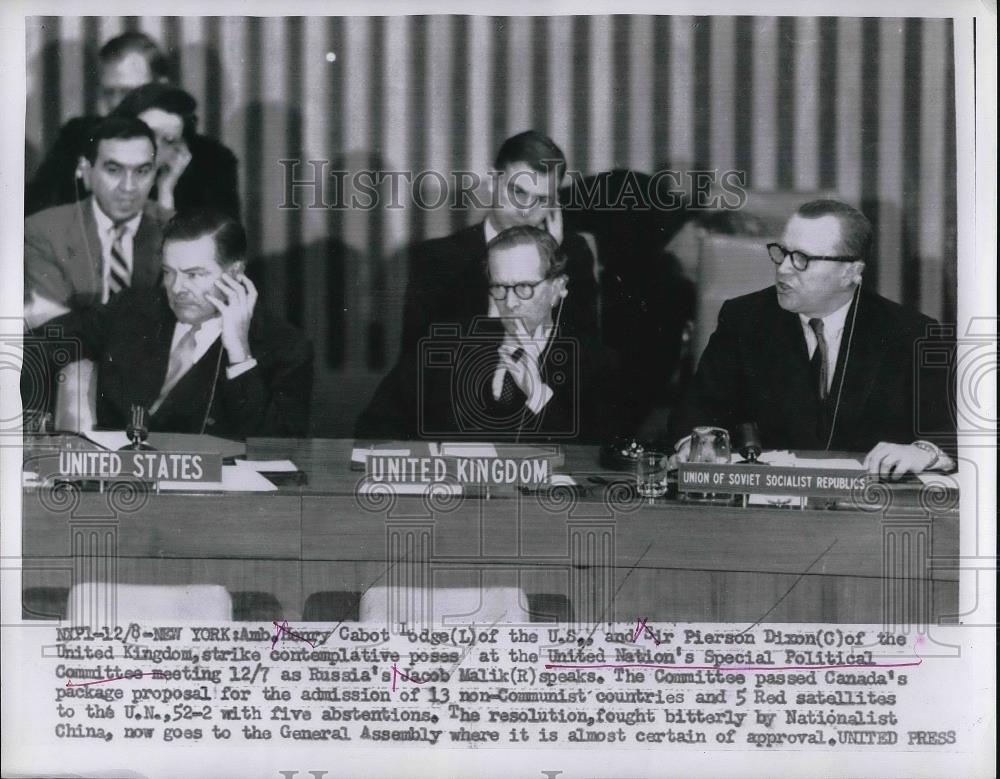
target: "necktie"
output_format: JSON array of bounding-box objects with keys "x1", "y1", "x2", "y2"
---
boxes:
[
  {"x1": 108, "y1": 223, "x2": 130, "y2": 297},
  {"x1": 150, "y1": 324, "x2": 201, "y2": 414},
  {"x1": 496, "y1": 348, "x2": 525, "y2": 406},
  {"x1": 808, "y1": 317, "x2": 828, "y2": 402}
]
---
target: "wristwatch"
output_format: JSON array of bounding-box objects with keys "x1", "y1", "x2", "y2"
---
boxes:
[{"x1": 912, "y1": 440, "x2": 943, "y2": 470}]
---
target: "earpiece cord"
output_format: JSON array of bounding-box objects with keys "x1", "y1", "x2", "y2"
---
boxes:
[
  {"x1": 199, "y1": 340, "x2": 225, "y2": 435},
  {"x1": 823, "y1": 282, "x2": 861, "y2": 452}
]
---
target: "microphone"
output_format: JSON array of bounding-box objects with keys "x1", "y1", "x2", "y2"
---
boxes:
[
  {"x1": 121, "y1": 404, "x2": 156, "y2": 450},
  {"x1": 737, "y1": 422, "x2": 762, "y2": 463}
]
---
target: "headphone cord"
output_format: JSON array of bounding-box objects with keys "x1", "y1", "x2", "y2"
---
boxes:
[
  {"x1": 823, "y1": 283, "x2": 861, "y2": 452},
  {"x1": 199, "y1": 342, "x2": 225, "y2": 435}
]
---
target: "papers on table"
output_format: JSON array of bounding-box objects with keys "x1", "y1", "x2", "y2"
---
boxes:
[
  {"x1": 239, "y1": 459, "x2": 298, "y2": 472},
  {"x1": 793, "y1": 457, "x2": 864, "y2": 470},
  {"x1": 756, "y1": 451, "x2": 864, "y2": 470},
  {"x1": 439, "y1": 443, "x2": 499, "y2": 459},
  {"x1": 82, "y1": 430, "x2": 131, "y2": 451},
  {"x1": 158, "y1": 462, "x2": 278, "y2": 492},
  {"x1": 350, "y1": 447, "x2": 411, "y2": 466},
  {"x1": 917, "y1": 471, "x2": 960, "y2": 490}
]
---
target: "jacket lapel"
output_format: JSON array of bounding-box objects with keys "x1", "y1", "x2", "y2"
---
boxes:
[
  {"x1": 760, "y1": 294, "x2": 824, "y2": 446},
  {"x1": 825, "y1": 291, "x2": 889, "y2": 446},
  {"x1": 131, "y1": 206, "x2": 163, "y2": 290},
  {"x1": 72, "y1": 197, "x2": 104, "y2": 304}
]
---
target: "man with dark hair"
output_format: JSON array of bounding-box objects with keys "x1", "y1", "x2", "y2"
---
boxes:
[
  {"x1": 667, "y1": 199, "x2": 955, "y2": 478},
  {"x1": 26, "y1": 32, "x2": 239, "y2": 218},
  {"x1": 399, "y1": 130, "x2": 599, "y2": 350},
  {"x1": 96, "y1": 31, "x2": 172, "y2": 114},
  {"x1": 24, "y1": 211, "x2": 314, "y2": 439},
  {"x1": 112, "y1": 83, "x2": 240, "y2": 217},
  {"x1": 25, "y1": 115, "x2": 167, "y2": 328},
  {"x1": 358, "y1": 226, "x2": 620, "y2": 443}
]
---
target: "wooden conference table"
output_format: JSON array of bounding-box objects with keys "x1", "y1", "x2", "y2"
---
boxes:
[{"x1": 21, "y1": 437, "x2": 959, "y2": 624}]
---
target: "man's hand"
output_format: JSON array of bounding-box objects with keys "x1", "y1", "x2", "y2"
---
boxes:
[
  {"x1": 498, "y1": 341, "x2": 552, "y2": 414},
  {"x1": 863, "y1": 442, "x2": 936, "y2": 480},
  {"x1": 542, "y1": 207, "x2": 563, "y2": 245},
  {"x1": 155, "y1": 140, "x2": 192, "y2": 212},
  {"x1": 207, "y1": 272, "x2": 257, "y2": 364},
  {"x1": 666, "y1": 436, "x2": 692, "y2": 470}
]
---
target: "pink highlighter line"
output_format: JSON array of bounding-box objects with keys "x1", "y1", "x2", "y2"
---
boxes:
[{"x1": 544, "y1": 659, "x2": 923, "y2": 673}]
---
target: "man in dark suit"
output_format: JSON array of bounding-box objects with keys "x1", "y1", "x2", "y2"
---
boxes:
[
  {"x1": 400, "y1": 130, "x2": 599, "y2": 350},
  {"x1": 25, "y1": 211, "x2": 313, "y2": 439},
  {"x1": 667, "y1": 200, "x2": 955, "y2": 479},
  {"x1": 358, "y1": 226, "x2": 620, "y2": 443},
  {"x1": 25, "y1": 32, "x2": 240, "y2": 219},
  {"x1": 25, "y1": 116, "x2": 170, "y2": 327}
]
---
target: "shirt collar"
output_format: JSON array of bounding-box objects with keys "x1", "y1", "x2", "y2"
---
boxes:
[
  {"x1": 799, "y1": 295, "x2": 854, "y2": 335},
  {"x1": 91, "y1": 198, "x2": 143, "y2": 239},
  {"x1": 483, "y1": 216, "x2": 500, "y2": 244},
  {"x1": 176, "y1": 316, "x2": 222, "y2": 343}
]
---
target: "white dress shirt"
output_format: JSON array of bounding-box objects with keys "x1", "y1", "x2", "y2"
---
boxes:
[
  {"x1": 91, "y1": 200, "x2": 142, "y2": 304},
  {"x1": 166, "y1": 317, "x2": 257, "y2": 383},
  {"x1": 798, "y1": 297, "x2": 853, "y2": 393}
]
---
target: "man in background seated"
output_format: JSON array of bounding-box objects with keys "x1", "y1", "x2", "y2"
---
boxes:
[
  {"x1": 400, "y1": 130, "x2": 599, "y2": 350},
  {"x1": 23, "y1": 211, "x2": 313, "y2": 439},
  {"x1": 358, "y1": 226, "x2": 620, "y2": 443},
  {"x1": 26, "y1": 31, "x2": 240, "y2": 218},
  {"x1": 25, "y1": 116, "x2": 168, "y2": 328},
  {"x1": 666, "y1": 199, "x2": 955, "y2": 479}
]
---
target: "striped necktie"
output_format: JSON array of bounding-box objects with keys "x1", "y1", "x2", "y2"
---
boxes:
[{"x1": 108, "y1": 223, "x2": 130, "y2": 297}]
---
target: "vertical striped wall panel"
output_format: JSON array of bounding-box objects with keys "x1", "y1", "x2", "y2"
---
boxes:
[{"x1": 24, "y1": 15, "x2": 958, "y2": 436}]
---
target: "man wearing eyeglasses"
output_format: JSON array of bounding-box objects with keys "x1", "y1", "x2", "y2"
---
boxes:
[
  {"x1": 667, "y1": 199, "x2": 955, "y2": 479},
  {"x1": 358, "y1": 226, "x2": 620, "y2": 443},
  {"x1": 399, "y1": 130, "x2": 599, "y2": 351}
]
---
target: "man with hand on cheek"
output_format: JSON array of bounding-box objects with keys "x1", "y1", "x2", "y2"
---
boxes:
[{"x1": 24, "y1": 210, "x2": 313, "y2": 439}]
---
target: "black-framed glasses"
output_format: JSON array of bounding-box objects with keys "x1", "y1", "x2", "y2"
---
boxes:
[
  {"x1": 766, "y1": 242, "x2": 859, "y2": 272},
  {"x1": 488, "y1": 279, "x2": 548, "y2": 301}
]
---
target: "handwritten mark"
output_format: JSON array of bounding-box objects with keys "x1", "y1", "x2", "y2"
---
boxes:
[
  {"x1": 390, "y1": 662, "x2": 428, "y2": 692},
  {"x1": 271, "y1": 620, "x2": 317, "y2": 650},
  {"x1": 65, "y1": 671, "x2": 165, "y2": 688},
  {"x1": 631, "y1": 617, "x2": 661, "y2": 645},
  {"x1": 544, "y1": 658, "x2": 923, "y2": 673},
  {"x1": 738, "y1": 537, "x2": 839, "y2": 635}
]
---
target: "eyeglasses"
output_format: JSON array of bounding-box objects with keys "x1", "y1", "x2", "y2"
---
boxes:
[
  {"x1": 488, "y1": 279, "x2": 548, "y2": 301},
  {"x1": 766, "y1": 243, "x2": 859, "y2": 272}
]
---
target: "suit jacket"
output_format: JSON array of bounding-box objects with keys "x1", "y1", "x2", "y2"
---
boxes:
[
  {"x1": 25, "y1": 289, "x2": 314, "y2": 439},
  {"x1": 400, "y1": 221, "x2": 600, "y2": 351},
  {"x1": 357, "y1": 317, "x2": 622, "y2": 444},
  {"x1": 667, "y1": 286, "x2": 956, "y2": 456},
  {"x1": 24, "y1": 196, "x2": 169, "y2": 313},
  {"x1": 25, "y1": 116, "x2": 241, "y2": 218}
]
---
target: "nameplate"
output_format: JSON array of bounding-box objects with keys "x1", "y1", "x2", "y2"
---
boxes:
[
  {"x1": 677, "y1": 463, "x2": 870, "y2": 498},
  {"x1": 57, "y1": 450, "x2": 223, "y2": 483},
  {"x1": 365, "y1": 454, "x2": 550, "y2": 486}
]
